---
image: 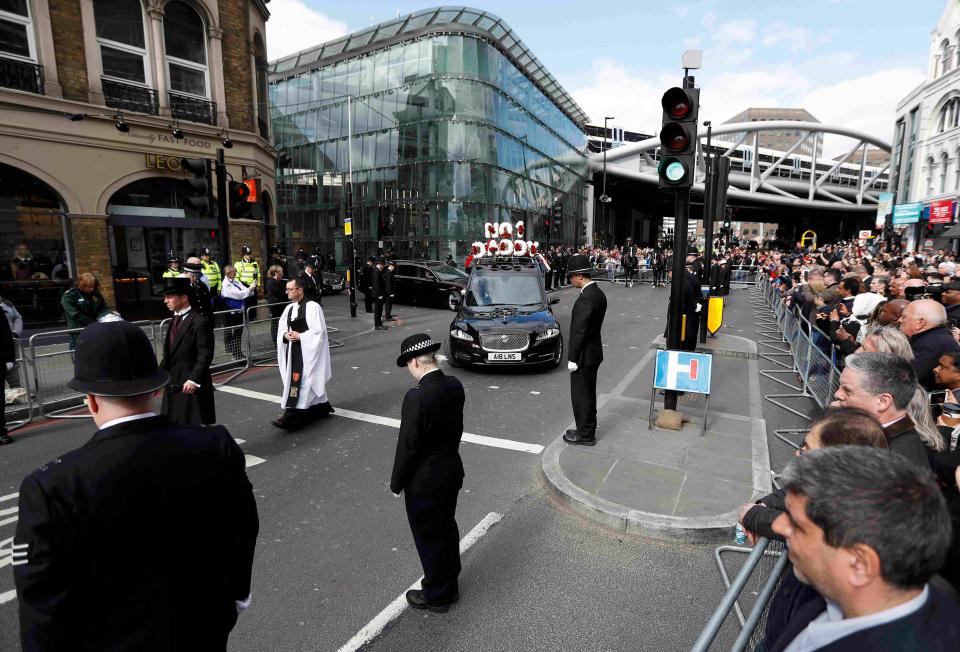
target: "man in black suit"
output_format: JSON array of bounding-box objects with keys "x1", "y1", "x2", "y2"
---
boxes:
[
  {"x1": 564, "y1": 254, "x2": 607, "y2": 446},
  {"x1": 665, "y1": 262, "x2": 702, "y2": 352},
  {"x1": 12, "y1": 320, "x2": 258, "y2": 651},
  {"x1": 769, "y1": 446, "x2": 959, "y2": 651},
  {"x1": 384, "y1": 260, "x2": 397, "y2": 321},
  {"x1": 298, "y1": 261, "x2": 322, "y2": 304},
  {"x1": 372, "y1": 257, "x2": 387, "y2": 330},
  {"x1": 160, "y1": 277, "x2": 216, "y2": 425},
  {"x1": 360, "y1": 256, "x2": 375, "y2": 313},
  {"x1": 391, "y1": 334, "x2": 465, "y2": 613}
]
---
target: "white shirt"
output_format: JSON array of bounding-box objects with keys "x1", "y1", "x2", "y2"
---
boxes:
[
  {"x1": 221, "y1": 277, "x2": 254, "y2": 300},
  {"x1": 783, "y1": 585, "x2": 929, "y2": 652},
  {"x1": 99, "y1": 412, "x2": 157, "y2": 431},
  {"x1": 580, "y1": 280, "x2": 595, "y2": 293},
  {"x1": 173, "y1": 308, "x2": 191, "y2": 318}
]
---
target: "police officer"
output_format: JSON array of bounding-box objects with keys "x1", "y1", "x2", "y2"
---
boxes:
[
  {"x1": 234, "y1": 245, "x2": 260, "y2": 311},
  {"x1": 200, "y1": 247, "x2": 222, "y2": 295},
  {"x1": 12, "y1": 320, "x2": 258, "y2": 650},
  {"x1": 162, "y1": 255, "x2": 181, "y2": 278},
  {"x1": 563, "y1": 254, "x2": 607, "y2": 446},
  {"x1": 183, "y1": 259, "x2": 214, "y2": 321},
  {"x1": 269, "y1": 245, "x2": 288, "y2": 278},
  {"x1": 373, "y1": 257, "x2": 387, "y2": 330},
  {"x1": 384, "y1": 260, "x2": 397, "y2": 321},
  {"x1": 360, "y1": 256, "x2": 375, "y2": 313},
  {"x1": 391, "y1": 334, "x2": 465, "y2": 613}
]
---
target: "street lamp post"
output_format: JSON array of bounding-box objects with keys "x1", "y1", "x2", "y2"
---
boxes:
[{"x1": 599, "y1": 116, "x2": 615, "y2": 245}]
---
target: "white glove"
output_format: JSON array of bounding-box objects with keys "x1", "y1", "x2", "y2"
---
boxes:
[
  {"x1": 236, "y1": 593, "x2": 251, "y2": 615},
  {"x1": 392, "y1": 492, "x2": 401, "y2": 498},
  {"x1": 695, "y1": 303, "x2": 702, "y2": 313},
  {"x1": 568, "y1": 361, "x2": 578, "y2": 372},
  {"x1": 5, "y1": 362, "x2": 12, "y2": 371}
]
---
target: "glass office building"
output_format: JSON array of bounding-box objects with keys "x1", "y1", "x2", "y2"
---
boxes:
[{"x1": 268, "y1": 7, "x2": 590, "y2": 263}]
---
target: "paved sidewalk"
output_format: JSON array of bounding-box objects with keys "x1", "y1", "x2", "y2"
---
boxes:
[{"x1": 542, "y1": 338, "x2": 771, "y2": 543}]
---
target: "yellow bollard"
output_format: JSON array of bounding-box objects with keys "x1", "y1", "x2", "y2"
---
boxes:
[{"x1": 707, "y1": 297, "x2": 724, "y2": 335}]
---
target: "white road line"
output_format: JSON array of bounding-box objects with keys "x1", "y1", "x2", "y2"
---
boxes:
[
  {"x1": 337, "y1": 512, "x2": 503, "y2": 652},
  {"x1": 0, "y1": 589, "x2": 16, "y2": 605},
  {"x1": 244, "y1": 455, "x2": 266, "y2": 468},
  {"x1": 217, "y1": 385, "x2": 544, "y2": 455},
  {"x1": 234, "y1": 438, "x2": 246, "y2": 445},
  {"x1": 0, "y1": 492, "x2": 18, "y2": 503},
  {"x1": 0, "y1": 506, "x2": 16, "y2": 517}
]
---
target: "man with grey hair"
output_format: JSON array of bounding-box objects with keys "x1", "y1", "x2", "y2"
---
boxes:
[
  {"x1": 769, "y1": 446, "x2": 959, "y2": 651},
  {"x1": 898, "y1": 298, "x2": 960, "y2": 389},
  {"x1": 832, "y1": 352, "x2": 929, "y2": 469}
]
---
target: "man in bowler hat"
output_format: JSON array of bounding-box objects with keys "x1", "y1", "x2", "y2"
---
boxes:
[
  {"x1": 391, "y1": 334, "x2": 465, "y2": 612},
  {"x1": 161, "y1": 277, "x2": 216, "y2": 425},
  {"x1": 12, "y1": 320, "x2": 258, "y2": 650},
  {"x1": 564, "y1": 254, "x2": 607, "y2": 446}
]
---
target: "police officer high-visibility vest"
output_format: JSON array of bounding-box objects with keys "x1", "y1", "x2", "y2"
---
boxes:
[
  {"x1": 202, "y1": 260, "x2": 221, "y2": 291},
  {"x1": 234, "y1": 259, "x2": 260, "y2": 287},
  {"x1": 162, "y1": 268, "x2": 180, "y2": 278}
]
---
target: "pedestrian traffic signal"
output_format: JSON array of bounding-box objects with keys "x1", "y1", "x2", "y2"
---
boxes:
[
  {"x1": 229, "y1": 180, "x2": 251, "y2": 219},
  {"x1": 181, "y1": 158, "x2": 213, "y2": 217},
  {"x1": 658, "y1": 87, "x2": 699, "y2": 190}
]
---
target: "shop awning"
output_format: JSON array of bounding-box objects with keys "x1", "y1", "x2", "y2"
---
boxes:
[{"x1": 940, "y1": 224, "x2": 960, "y2": 239}]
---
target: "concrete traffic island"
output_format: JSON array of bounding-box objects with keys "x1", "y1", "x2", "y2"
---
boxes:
[
  {"x1": 541, "y1": 393, "x2": 771, "y2": 544},
  {"x1": 648, "y1": 333, "x2": 758, "y2": 360}
]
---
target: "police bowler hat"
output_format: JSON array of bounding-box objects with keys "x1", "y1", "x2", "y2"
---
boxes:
[
  {"x1": 68, "y1": 321, "x2": 170, "y2": 396},
  {"x1": 397, "y1": 333, "x2": 441, "y2": 367}
]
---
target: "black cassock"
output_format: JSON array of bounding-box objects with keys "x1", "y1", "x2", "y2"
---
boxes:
[
  {"x1": 161, "y1": 310, "x2": 216, "y2": 425},
  {"x1": 13, "y1": 415, "x2": 258, "y2": 651},
  {"x1": 390, "y1": 369, "x2": 465, "y2": 604},
  {"x1": 568, "y1": 282, "x2": 607, "y2": 440}
]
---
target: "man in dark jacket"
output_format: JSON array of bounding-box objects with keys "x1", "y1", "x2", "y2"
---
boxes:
[
  {"x1": 832, "y1": 352, "x2": 930, "y2": 469},
  {"x1": 0, "y1": 311, "x2": 14, "y2": 445},
  {"x1": 360, "y1": 256, "x2": 375, "y2": 313},
  {"x1": 160, "y1": 277, "x2": 216, "y2": 425},
  {"x1": 391, "y1": 334, "x2": 465, "y2": 613},
  {"x1": 372, "y1": 258, "x2": 387, "y2": 330},
  {"x1": 13, "y1": 320, "x2": 258, "y2": 651},
  {"x1": 899, "y1": 299, "x2": 960, "y2": 389},
  {"x1": 384, "y1": 260, "x2": 397, "y2": 321},
  {"x1": 297, "y1": 262, "x2": 322, "y2": 304},
  {"x1": 665, "y1": 263, "x2": 701, "y2": 351},
  {"x1": 769, "y1": 446, "x2": 959, "y2": 651},
  {"x1": 564, "y1": 254, "x2": 607, "y2": 446},
  {"x1": 60, "y1": 273, "x2": 108, "y2": 349}
]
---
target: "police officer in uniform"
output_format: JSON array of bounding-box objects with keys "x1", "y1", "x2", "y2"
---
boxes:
[
  {"x1": 162, "y1": 255, "x2": 181, "y2": 278},
  {"x1": 183, "y1": 260, "x2": 214, "y2": 321},
  {"x1": 12, "y1": 320, "x2": 258, "y2": 651},
  {"x1": 563, "y1": 254, "x2": 607, "y2": 446},
  {"x1": 234, "y1": 245, "x2": 260, "y2": 311},
  {"x1": 391, "y1": 334, "x2": 465, "y2": 613},
  {"x1": 200, "y1": 247, "x2": 222, "y2": 309}
]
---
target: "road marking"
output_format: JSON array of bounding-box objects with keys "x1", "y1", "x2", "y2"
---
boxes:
[
  {"x1": 234, "y1": 438, "x2": 246, "y2": 445},
  {"x1": 217, "y1": 386, "x2": 544, "y2": 454},
  {"x1": 337, "y1": 512, "x2": 503, "y2": 652},
  {"x1": 0, "y1": 589, "x2": 16, "y2": 605},
  {"x1": 488, "y1": 385, "x2": 499, "y2": 389},
  {"x1": 0, "y1": 493, "x2": 17, "y2": 503},
  {"x1": 530, "y1": 391, "x2": 540, "y2": 395},
  {"x1": 0, "y1": 516, "x2": 17, "y2": 527},
  {"x1": 244, "y1": 455, "x2": 266, "y2": 468},
  {"x1": 0, "y1": 506, "x2": 16, "y2": 517}
]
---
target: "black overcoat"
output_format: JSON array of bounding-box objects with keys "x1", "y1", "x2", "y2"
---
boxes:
[
  {"x1": 13, "y1": 415, "x2": 258, "y2": 651},
  {"x1": 567, "y1": 282, "x2": 607, "y2": 367},
  {"x1": 161, "y1": 310, "x2": 216, "y2": 425},
  {"x1": 390, "y1": 370, "x2": 465, "y2": 495}
]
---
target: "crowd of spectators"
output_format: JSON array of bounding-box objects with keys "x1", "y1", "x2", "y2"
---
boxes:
[{"x1": 735, "y1": 243, "x2": 960, "y2": 649}]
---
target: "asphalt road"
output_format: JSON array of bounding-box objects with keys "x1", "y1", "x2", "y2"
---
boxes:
[{"x1": 0, "y1": 281, "x2": 772, "y2": 651}]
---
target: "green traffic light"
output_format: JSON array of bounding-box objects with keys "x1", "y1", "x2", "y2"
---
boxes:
[{"x1": 659, "y1": 158, "x2": 687, "y2": 183}]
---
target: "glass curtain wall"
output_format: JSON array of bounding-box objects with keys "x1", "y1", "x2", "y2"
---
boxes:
[{"x1": 269, "y1": 33, "x2": 589, "y2": 263}]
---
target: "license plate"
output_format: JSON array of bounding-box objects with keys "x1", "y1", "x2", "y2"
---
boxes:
[{"x1": 488, "y1": 352, "x2": 521, "y2": 362}]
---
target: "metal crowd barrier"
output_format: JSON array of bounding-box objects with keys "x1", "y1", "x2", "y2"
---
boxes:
[
  {"x1": 13, "y1": 299, "x2": 349, "y2": 424},
  {"x1": 692, "y1": 537, "x2": 790, "y2": 652}
]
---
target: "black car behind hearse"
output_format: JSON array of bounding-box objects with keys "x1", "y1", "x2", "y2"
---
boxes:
[
  {"x1": 391, "y1": 259, "x2": 468, "y2": 310},
  {"x1": 447, "y1": 256, "x2": 563, "y2": 369}
]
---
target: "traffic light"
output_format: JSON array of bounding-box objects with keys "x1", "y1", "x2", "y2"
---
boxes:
[
  {"x1": 229, "y1": 180, "x2": 251, "y2": 218},
  {"x1": 658, "y1": 86, "x2": 699, "y2": 189},
  {"x1": 181, "y1": 158, "x2": 213, "y2": 217}
]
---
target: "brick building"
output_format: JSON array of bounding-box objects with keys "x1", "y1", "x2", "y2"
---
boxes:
[{"x1": 0, "y1": 0, "x2": 274, "y2": 326}]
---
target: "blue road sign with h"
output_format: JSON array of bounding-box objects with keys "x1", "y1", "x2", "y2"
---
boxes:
[{"x1": 653, "y1": 349, "x2": 712, "y2": 394}]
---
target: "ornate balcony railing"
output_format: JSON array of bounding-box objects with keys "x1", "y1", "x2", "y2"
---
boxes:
[
  {"x1": 169, "y1": 92, "x2": 217, "y2": 125},
  {"x1": 0, "y1": 58, "x2": 44, "y2": 94},
  {"x1": 102, "y1": 78, "x2": 159, "y2": 115}
]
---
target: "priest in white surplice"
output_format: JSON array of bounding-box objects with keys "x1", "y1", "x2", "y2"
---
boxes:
[{"x1": 272, "y1": 278, "x2": 334, "y2": 431}]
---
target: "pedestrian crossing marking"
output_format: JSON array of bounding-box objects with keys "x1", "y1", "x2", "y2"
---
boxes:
[{"x1": 216, "y1": 385, "x2": 544, "y2": 455}]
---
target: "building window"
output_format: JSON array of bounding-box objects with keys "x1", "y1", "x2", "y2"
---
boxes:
[
  {"x1": 926, "y1": 157, "x2": 935, "y2": 194},
  {"x1": 0, "y1": 0, "x2": 35, "y2": 62},
  {"x1": 943, "y1": 39, "x2": 954, "y2": 76},
  {"x1": 94, "y1": 0, "x2": 150, "y2": 85},
  {"x1": 941, "y1": 152, "x2": 950, "y2": 193},
  {"x1": 163, "y1": 1, "x2": 208, "y2": 98}
]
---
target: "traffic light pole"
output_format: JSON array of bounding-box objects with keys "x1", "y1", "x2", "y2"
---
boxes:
[
  {"x1": 665, "y1": 187, "x2": 691, "y2": 412},
  {"x1": 700, "y1": 122, "x2": 714, "y2": 345},
  {"x1": 216, "y1": 148, "x2": 231, "y2": 263}
]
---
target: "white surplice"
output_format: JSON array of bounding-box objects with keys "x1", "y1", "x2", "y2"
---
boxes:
[{"x1": 276, "y1": 300, "x2": 332, "y2": 409}]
